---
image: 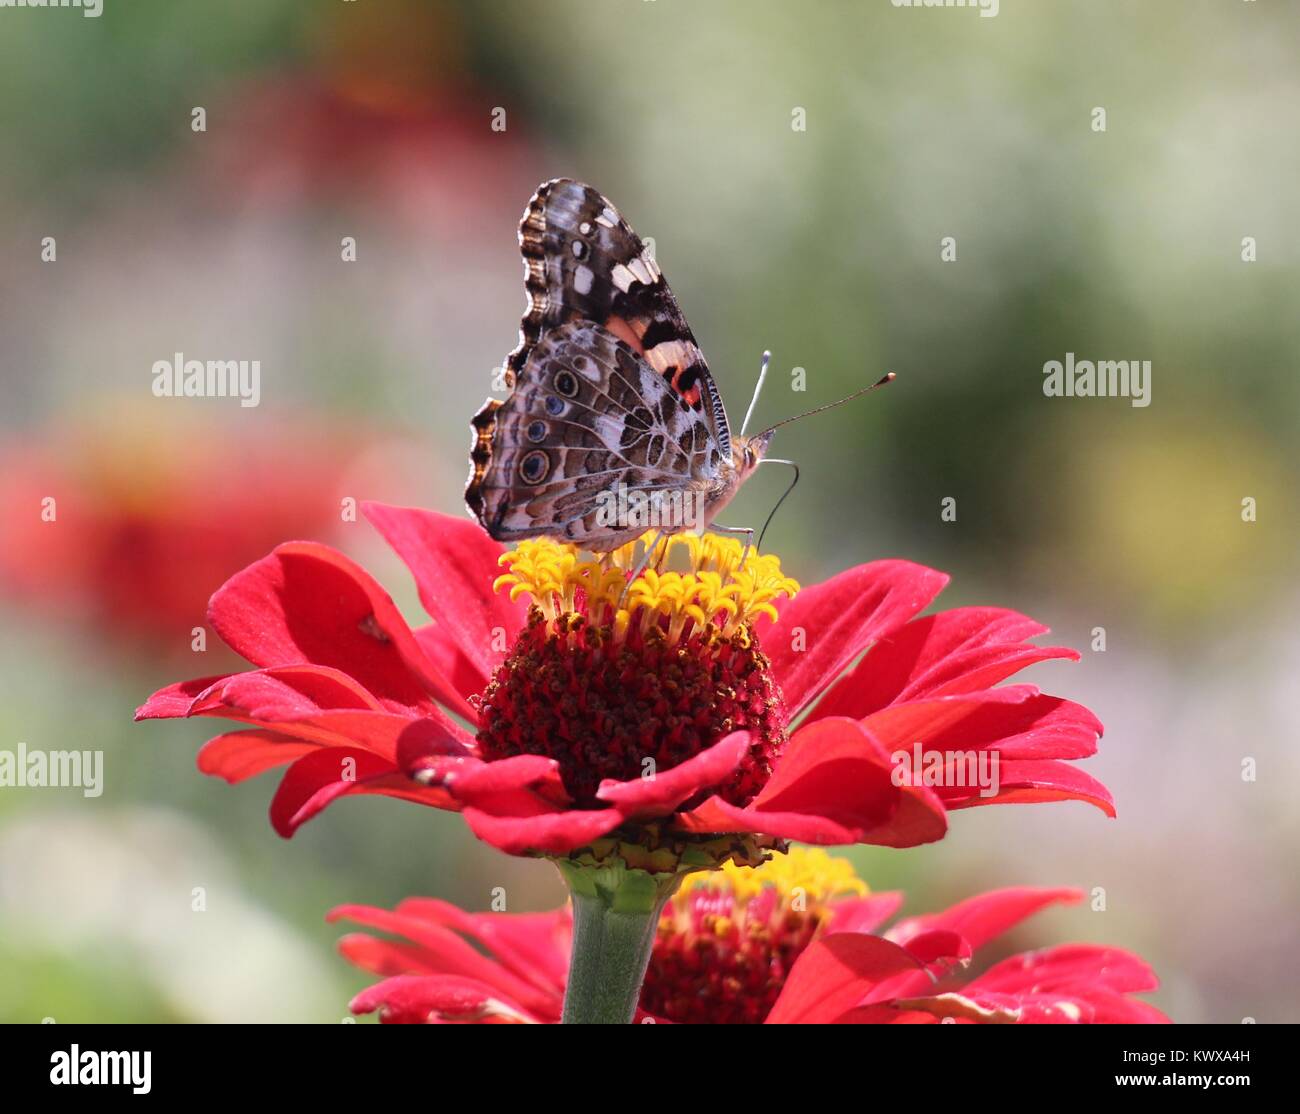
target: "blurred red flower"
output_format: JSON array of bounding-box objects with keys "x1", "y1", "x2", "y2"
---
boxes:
[
  {"x1": 198, "y1": 0, "x2": 535, "y2": 235},
  {"x1": 0, "y1": 416, "x2": 375, "y2": 660},
  {"x1": 329, "y1": 848, "x2": 1167, "y2": 1024},
  {"x1": 137, "y1": 502, "x2": 1113, "y2": 859}
]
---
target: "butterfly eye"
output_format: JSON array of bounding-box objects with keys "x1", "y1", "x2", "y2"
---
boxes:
[
  {"x1": 519, "y1": 450, "x2": 550, "y2": 485},
  {"x1": 553, "y1": 370, "x2": 579, "y2": 398},
  {"x1": 545, "y1": 396, "x2": 565, "y2": 416},
  {"x1": 526, "y1": 420, "x2": 547, "y2": 443}
]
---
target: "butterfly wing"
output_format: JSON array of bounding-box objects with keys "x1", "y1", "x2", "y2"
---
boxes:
[
  {"x1": 472, "y1": 320, "x2": 723, "y2": 549},
  {"x1": 467, "y1": 179, "x2": 734, "y2": 536}
]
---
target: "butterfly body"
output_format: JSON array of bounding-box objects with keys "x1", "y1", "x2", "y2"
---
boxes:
[{"x1": 466, "y1": 179, "x2": 769, "y2": 552}]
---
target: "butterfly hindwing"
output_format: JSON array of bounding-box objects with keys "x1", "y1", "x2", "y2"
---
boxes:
[{"x1": 474, "y1": 321, "x2": 722, "y2": 548}]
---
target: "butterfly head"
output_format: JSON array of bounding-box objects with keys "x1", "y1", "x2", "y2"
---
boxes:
[{"x1": 733, "y1": 428, "x2": 775, "y2": 480}]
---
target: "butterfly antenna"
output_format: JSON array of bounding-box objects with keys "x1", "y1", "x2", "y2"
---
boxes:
[
  {"x1": 755, "y1": 458, "x2": 800, "y2": 552},
  {"x1": 739, "y1": 350, "x2": 772, "y2": 437},
  {"x1": 758, "y1": 372, "x2": 896, "y2": 438}
]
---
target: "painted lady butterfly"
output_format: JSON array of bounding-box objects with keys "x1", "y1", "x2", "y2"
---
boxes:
[{"x1": 465, "y1": 179, "x2": 889, "y2": 552}]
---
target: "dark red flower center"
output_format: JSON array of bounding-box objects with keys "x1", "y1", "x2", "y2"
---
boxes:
[
  {"x1": 475, "y1": 608, "x2": 788, "y2": 808},
  {"x1": 638, "y1": 848, "x2": 867, "y2": 1024}
]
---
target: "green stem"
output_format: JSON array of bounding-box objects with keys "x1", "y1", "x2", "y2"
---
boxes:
[{"x1": 555, "y1": 861, "x2": 679, "y2": 1024}]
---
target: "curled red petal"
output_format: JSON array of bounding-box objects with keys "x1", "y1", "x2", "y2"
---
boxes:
[
  {"x1": 135, "y1": 674, "x2": 231, "y2": 720},
  {"x1": 595, "y1": 731, "x2": 750, "y2": 818},
  {"x1": 459, "y1": 803, "x2": 624, "y2": 855},
  {"x1": 942, "y1": 759, "x2": 1116, "y2": 817},
  {"x1": 269, "y1": 747, "x2": 452, "y2": 837},
  {"x1": 901, "y1": 928, "x2": 972, "y2": 973},
  {"x1": 185, "y1": 664, "x2": 381, "y2": 717},
  {"x1": 438, "y1": 755, "x2": 566, "y2": 807},
  {"x1": 677, "y1": 717, "x2": 947, "y2": 847}
]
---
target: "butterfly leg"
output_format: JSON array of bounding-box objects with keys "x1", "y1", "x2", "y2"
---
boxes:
[
  {"x1": 710, "y1": 524, "x2": 756, "y2": 571},
  {"x1": 618, "y1": 530, "x2": 668, "y2": 607}
]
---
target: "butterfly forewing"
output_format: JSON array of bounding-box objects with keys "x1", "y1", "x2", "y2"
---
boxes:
[{"x1": 467, "y1": 179, "x2": 739, "y2": 549}]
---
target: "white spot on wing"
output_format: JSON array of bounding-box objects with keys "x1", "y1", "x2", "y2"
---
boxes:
[
  {"x1": 573, "y1": 265, "x2": 594, "y2": 295},
  {"x1": 610, "y1": 263, "x2": 636, "y2": 292}
]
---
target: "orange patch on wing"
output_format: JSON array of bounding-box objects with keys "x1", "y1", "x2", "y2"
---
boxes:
[
  {"x1": 672, "y1": 373, "x2": 702, "y2": 407},
  {"x1": 603, "y1": 314, "x2": 646, "y2": 355}
]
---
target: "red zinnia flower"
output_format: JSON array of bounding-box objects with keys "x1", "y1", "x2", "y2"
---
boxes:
[
  {"x1": 329, "y1": 847, "x2": 1168, "y2": 1024},
  {"x1": 0, "y1": 417, "x2": 374, "y2": 659},
  {"x1": 136, "y1": 502, "x2": 1112, "y2": 864}
]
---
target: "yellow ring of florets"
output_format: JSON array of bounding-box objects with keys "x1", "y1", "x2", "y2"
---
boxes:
[
  {"x1": 493, "y1": 531, "x2": 798, "y2": 640},
  {"x1": 676, "y1": 846, "x2": 870, "y2": 912}
]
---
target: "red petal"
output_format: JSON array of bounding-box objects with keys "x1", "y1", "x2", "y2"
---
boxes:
[
  {"x1": 893, "y1": 984, "x2": 1169, "y2": 1024},
  {"x1": 435, "y1": 755, "x2": 566, "y2": 807},
  {"x1": 942, "y1": 759, "x2": 1116, "y2": 816},
  {"x1": 413, "y1": 622, "x2": 491, "y2": 708},
  {"x1": 889, "y1": 886, "x2": 1082, "y2": 954},
  {"x1": 349, "y1": 974, "x2": 536, "y2": 1024},
  {"x1": 337, "y1": 934, "x2": 442, "y2": 978},
  {"x1": 764, "y1": 560, "x2": 949, "y2": 719},
  {"x1": 596, "y1": 731, "x2": 750, "y2": 818},
  {"x1": 196, "y1": 729, "x2": 317, "y2": 783},
  {"x1": 136, "y1": 664, "x2": 383, "y2": 725},
  {"x1": 186, "y1": 663, "x2": 381, "y2": 716},
  {"x1": 814, "y1": 607, "x2": 1078, "y2": 719},
  {"x1": 392, "y1": 900, "x2": 571, "y2": 996},
  {"x1": 135, "y1": 674, "x2": 231, "y2": 720},
  {"x1": 972, "y1": 943, "x2": 1159, "y2": 997},
  {"x1": 207, "y1": 541, "x2": 473, "y2": 720},
  {"x1": 327, "y1": 905, "x2": 557, "y2": 1016},
  {"x1": 901, "y1": 928, "x2": 971, "y2": 972},
  {"x1": 861, "y1": 685, "x2": 1102, "y2": 761},
  {"x1": 868, "y1": 887, "x2": 1083, "y2": 1004},
  {"x1": 460, "y1": 804, "x2": 624, "y2": 855},
  {"x1": 363, "y1": 502, "x2": 526, "y2": 695},
  {"x1": 826, "y1": 893, "x2": 905, "y2": 935},
  {"x1": 269, "y1": 747, "x2": 452, "y2": 837},
  {"x1": 679, "y1": 718, "x2": 948, "y2": 847},
  {"x1": 766, "y1": 934, "x2": 922, "y2": 1024},
  {"x1": 181, "y1": 670, "x2": 471, "y2": 761}
]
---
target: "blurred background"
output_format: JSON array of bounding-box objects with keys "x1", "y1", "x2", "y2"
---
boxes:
[{"x1": 1, "y1": 0, "x2": 1295, "y2": 1023}]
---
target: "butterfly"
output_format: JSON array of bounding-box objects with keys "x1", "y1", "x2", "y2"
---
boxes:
[{"x1": 465, "y1": 179, "x2": 890, "y2": 552}]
